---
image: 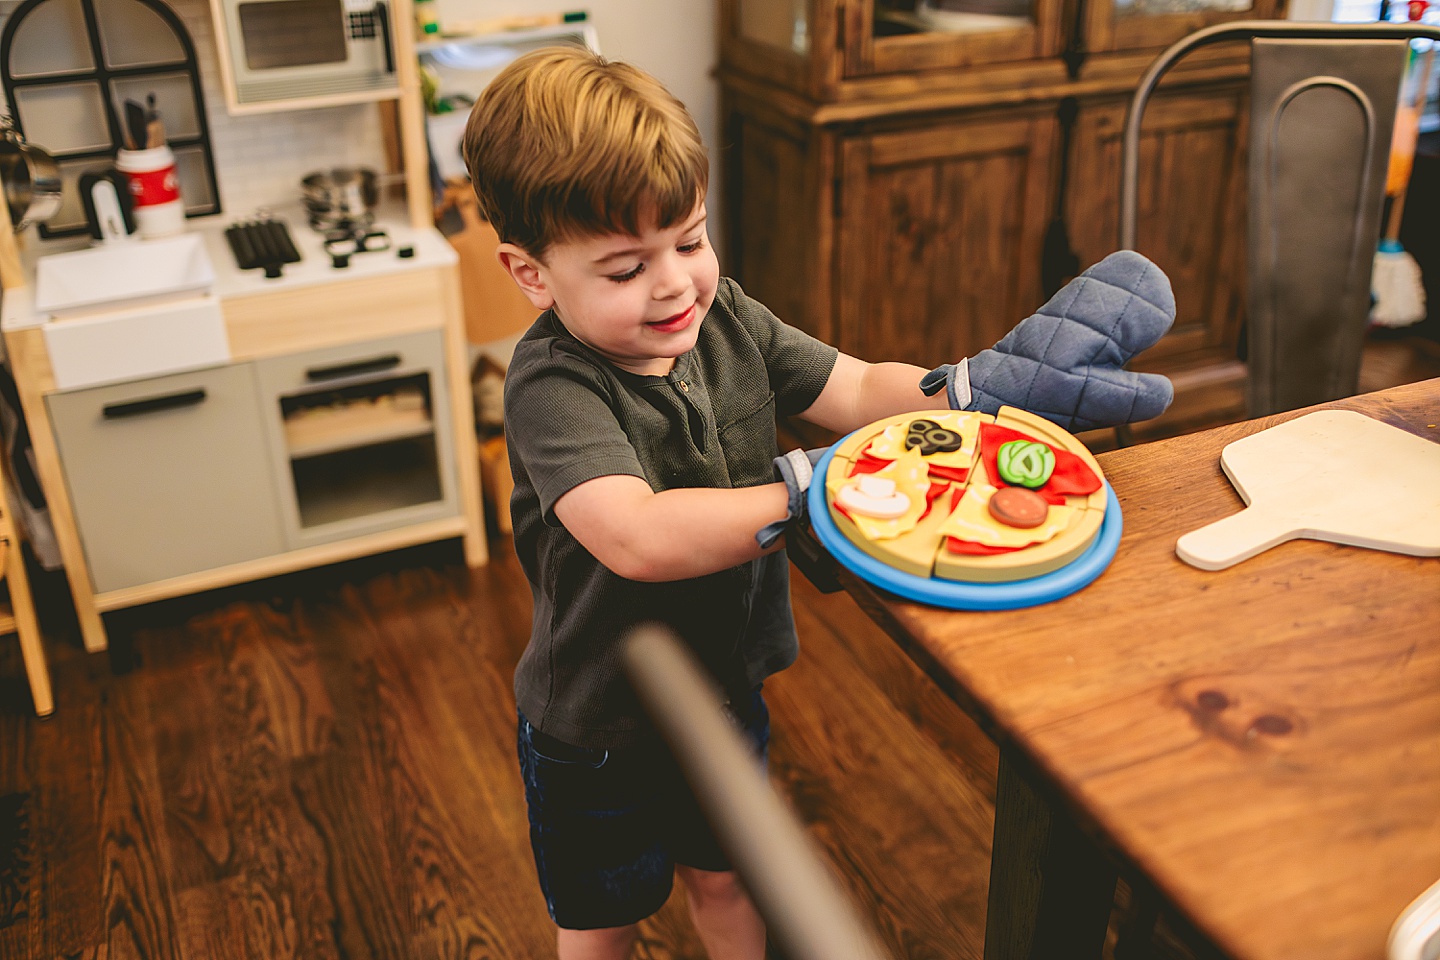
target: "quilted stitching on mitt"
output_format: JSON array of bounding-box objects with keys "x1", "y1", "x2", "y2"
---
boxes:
[{"x1": 966, "y1": 250, "x2": 1175, "y2": 431}]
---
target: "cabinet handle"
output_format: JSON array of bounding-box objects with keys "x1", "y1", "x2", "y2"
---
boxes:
[
  {"x1": 102, "y1": 388, "x2": 208, "y2": 419},
  {"x1": 305, "y1": 354, "x2": 402, "y2": 382}
]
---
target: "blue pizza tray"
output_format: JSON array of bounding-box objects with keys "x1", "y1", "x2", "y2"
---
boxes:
[{"x1": 806, "y1": 441, "x2": 1122, "y2": 610}]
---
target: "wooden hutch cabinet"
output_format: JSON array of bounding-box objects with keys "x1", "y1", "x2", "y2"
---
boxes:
[{"x1": 719, "y1": 0, "x2": 1285, "y2": 441}]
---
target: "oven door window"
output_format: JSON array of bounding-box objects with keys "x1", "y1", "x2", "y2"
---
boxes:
[{"x1": 238, "y1": 0, "x2": 348, "y2": 69}]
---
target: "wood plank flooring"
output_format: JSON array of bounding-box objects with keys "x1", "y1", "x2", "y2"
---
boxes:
[{"x1": 0, "y1": 537, "x2": 1000, "y2": 960}]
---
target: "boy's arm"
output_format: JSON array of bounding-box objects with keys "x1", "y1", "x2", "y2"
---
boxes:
[
  {"x1": 796, "y1": 353, "x2": 937, "y2": 434},
  {"x1": 553, "y1": 474, "x2": 790, "y2": 583}
]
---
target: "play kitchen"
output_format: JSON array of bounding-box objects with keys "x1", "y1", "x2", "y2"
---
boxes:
[
  {"x1": 2, "y1": 175, "x2": 482, "y2": 653},
  {"x1": 0, "y1": 0, "x2": 485, "y2": 659}
]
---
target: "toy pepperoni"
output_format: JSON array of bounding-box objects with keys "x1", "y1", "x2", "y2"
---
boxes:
[
  {"x1": 988, "y1": 486, "x2": 1049, "y2": 528},
  {"x1": 996, "y1": 440, "x2": 1056, "y2": 488}
]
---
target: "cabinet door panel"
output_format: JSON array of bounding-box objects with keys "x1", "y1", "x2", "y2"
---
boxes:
[
  {"x1": 46, "y1": 364, "x2": 285, "y2": 593},
  {"x1": 1084, "y1": 0, "x2": 1285, "y2": 56},
  {"x1": 1067, "y1": 87, "x2": 1247, "y2": 363},
  {"x1": 837, "y1": 110, "x2": 1057, "y2": 368},
  {"x1": 726, "y1": 108, "x2": 832, "y2": 344}
]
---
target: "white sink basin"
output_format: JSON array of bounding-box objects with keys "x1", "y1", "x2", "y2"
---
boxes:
[{"x1": 34, "y1": 234, "x2": 215, "y2": 317}]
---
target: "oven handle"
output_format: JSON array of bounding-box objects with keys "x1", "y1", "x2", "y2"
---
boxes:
[
  {"x1": 374, "y1": 0, "x2": 395, "y2": 74},
  {"x1": 305, "y1": 354, "x2": 402, "y2": 382}
]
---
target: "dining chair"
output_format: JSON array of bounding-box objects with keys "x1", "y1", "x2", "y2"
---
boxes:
[
  {"x1": 623, "y1": 624, "x2": 892, "y2": 960},
  {"x1": 1120, "y1": 21, "x2": 1440, "y2": 418}
]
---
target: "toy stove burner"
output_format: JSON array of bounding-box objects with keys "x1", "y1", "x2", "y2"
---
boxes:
[
  {"x1": 316, "y1": 219, "x2": 392, "y2": 268},
  {"x1": 226, "y1": 215, "x2": 301, "y2": 279}
]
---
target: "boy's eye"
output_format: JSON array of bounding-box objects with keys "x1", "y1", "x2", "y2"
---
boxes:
[
  {"x1": 607, "y1": 263, "x2": 644, "y2": 283},
  {"x1": 679, "y1": 238, "x2": 705, "y2": 254}
]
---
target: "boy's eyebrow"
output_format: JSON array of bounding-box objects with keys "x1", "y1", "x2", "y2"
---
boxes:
[{"x1": 591, "y1": 214, "x2": 708, "y2": 266}]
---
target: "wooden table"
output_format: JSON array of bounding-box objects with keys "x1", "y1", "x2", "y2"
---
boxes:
[{"x1": 837, "y1": 380, "x2": 1440, "y2": 960}]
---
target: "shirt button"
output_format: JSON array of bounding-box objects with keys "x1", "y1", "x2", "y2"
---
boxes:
[{"x1": 678, "y1": 380, "x2": 690, "y2": 392}]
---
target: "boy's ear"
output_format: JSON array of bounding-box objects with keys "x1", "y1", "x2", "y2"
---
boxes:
[{"x1": 496, "y1": 243, "x2": 555, "y2": 310}]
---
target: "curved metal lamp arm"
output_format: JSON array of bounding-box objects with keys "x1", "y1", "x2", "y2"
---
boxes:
[
  {"x1": 622, "y1": 624, "x2": 893, "y2": 960},
  {"x1": 1119, "y1": 20, "x2": 1440, "y2": 250}
]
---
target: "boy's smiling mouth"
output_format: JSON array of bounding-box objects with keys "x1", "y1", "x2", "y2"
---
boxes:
[{"x1": 647, "y1": 304, "x2": 696, "y2": 334}]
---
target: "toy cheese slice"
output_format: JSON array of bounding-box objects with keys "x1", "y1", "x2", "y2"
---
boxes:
[{"x1": 823, "y1": 407, "x2": 1107, "y2": 584}]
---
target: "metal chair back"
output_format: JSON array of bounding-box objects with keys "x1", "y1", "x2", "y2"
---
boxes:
[
  {"x1": 623, "y1": 624, "x2": 893, "y2": 960},
  {"x1": 1120, "y1": 21, "x2": 1440, "y2": 417}
]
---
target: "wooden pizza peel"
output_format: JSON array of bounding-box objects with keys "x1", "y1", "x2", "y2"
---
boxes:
[{"x1": 1176, "y1": 410, "x2": 1440, "y2": 570}]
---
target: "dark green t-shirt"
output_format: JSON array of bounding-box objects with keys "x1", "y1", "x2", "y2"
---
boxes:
[{"x1": 503, "y1": 277, "x2": 839, "y2": 749}]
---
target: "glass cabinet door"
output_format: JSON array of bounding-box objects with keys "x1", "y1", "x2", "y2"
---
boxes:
[
  {"x1": 860, "y1": 0, "x2": 1063, "y2": 76},
  {"x1": 722, "y1": 0, "x2": 1064, "y2": 96},
  {"x1": 738, "y1": 0, "x2": 811, "y2": 53},
  {"x1": 1083, "y1": 0, "x2": 1283, "y2": 55}
]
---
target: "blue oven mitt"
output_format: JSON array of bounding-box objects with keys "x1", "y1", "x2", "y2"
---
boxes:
[{"x1": 920, "y1": 250, "x2": 1176, "y2": 432}]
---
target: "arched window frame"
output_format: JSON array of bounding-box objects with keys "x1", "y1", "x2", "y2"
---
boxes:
[{"x1": 1, "y1": 0, "x2": 221, "y2": 238}]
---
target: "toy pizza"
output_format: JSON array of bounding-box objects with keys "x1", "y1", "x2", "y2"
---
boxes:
[{"x1": 823, "y1": 406, "x2": 1107, "y2": 583}]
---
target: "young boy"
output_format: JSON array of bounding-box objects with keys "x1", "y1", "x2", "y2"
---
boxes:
[{"x1": 464, "y1": 46, "x2": 1174, "y2": 960}]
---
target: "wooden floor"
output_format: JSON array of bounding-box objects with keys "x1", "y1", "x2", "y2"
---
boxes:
[
  {"x1": 0, "y1": 534, "x2": 1002, "y2": 960},
  {"x1": 1, "y1": 335, "x2": 1437, "y2": 960}
]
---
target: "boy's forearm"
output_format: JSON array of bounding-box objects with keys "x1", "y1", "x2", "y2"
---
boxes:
[
  {"x1": 801, "y1": 355, "x2": 936, "y2": 434},
  {"x1": 556, "y1": 477, "x2": 792, "y2": 582},
  {"x1": 856, "y1": 360, "x2": 937, "y2": 422},
  {"x1": 633, "y1": 484, "x2": 791, "y2": 580}
]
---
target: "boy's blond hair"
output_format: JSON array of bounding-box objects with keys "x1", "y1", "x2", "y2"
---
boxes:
[{"x1": 462, "y1": 46, "x2": 709, "y2": 262}]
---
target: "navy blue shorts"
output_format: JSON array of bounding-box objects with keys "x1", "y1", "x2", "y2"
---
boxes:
[{"x1": 516, "y1": 687, "x2": 770, "y2": 930}]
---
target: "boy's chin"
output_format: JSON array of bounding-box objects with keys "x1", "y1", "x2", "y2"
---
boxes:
[{"x1": 649, "y1": 322, "x2": 702, "y2": 354}]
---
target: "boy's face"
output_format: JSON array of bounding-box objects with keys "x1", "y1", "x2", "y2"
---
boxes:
[{"x1": 497, "y1": 203, "x2": 719, "y2": 377}]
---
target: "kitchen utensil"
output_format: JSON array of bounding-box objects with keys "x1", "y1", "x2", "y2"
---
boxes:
[
  {"x1": 0, "y1": 115, "x2": 62, "y2": 229},
  {"x1": 300, "y1": 167, "x2": 379, "y2": 232},
  {"x1": 1175, "y1": 410, "x2": 1440, "y2": 570},
  {"x1": 79, "y1": 167, "x2": 136, "y2": 242},
  {"x1": 116, "y1": 145, "x2": 184, "y2": 238},
  {"x1": 123, "y1": 99, "x2": 148, "y2": 150}
]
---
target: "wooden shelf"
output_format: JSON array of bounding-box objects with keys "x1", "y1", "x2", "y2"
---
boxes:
[{"x1": 284, "y1": 398, "x2": 432, "y2": 458}]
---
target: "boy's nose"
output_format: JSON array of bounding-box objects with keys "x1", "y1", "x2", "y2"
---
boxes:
[{"x1": 650, "y1": 254, "x2": 690, "y2": 300}]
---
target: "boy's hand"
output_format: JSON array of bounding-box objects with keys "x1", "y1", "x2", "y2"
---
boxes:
[
  {"x1": 920, "y1": 250, "x2": 1176, "y2": 432},
  {"x1": 756, "y1": 448, "x2": 826, "y2": 549}
]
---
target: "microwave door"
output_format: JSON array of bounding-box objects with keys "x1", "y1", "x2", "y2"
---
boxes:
[{"x1": 237, "y1": 0, "x2": 349, "y2": 70}]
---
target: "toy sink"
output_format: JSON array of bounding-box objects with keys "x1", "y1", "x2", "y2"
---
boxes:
[{"x1": 33, "y1": 233, "x2": 215, "y2": 316}]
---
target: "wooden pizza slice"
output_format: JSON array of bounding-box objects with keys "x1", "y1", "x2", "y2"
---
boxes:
[{"x1": 933, "y1": 407, "x2": 1107, "y2": 583}]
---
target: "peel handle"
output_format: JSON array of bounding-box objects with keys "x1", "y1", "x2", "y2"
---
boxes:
[{"x1": 1176, "y1": 506, "x2": 1297, "y2": 570}]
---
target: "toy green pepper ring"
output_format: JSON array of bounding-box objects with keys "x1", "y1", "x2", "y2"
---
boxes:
[{"x1": 996, "y1": 440, "x2": 1056, "y2": 488}]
